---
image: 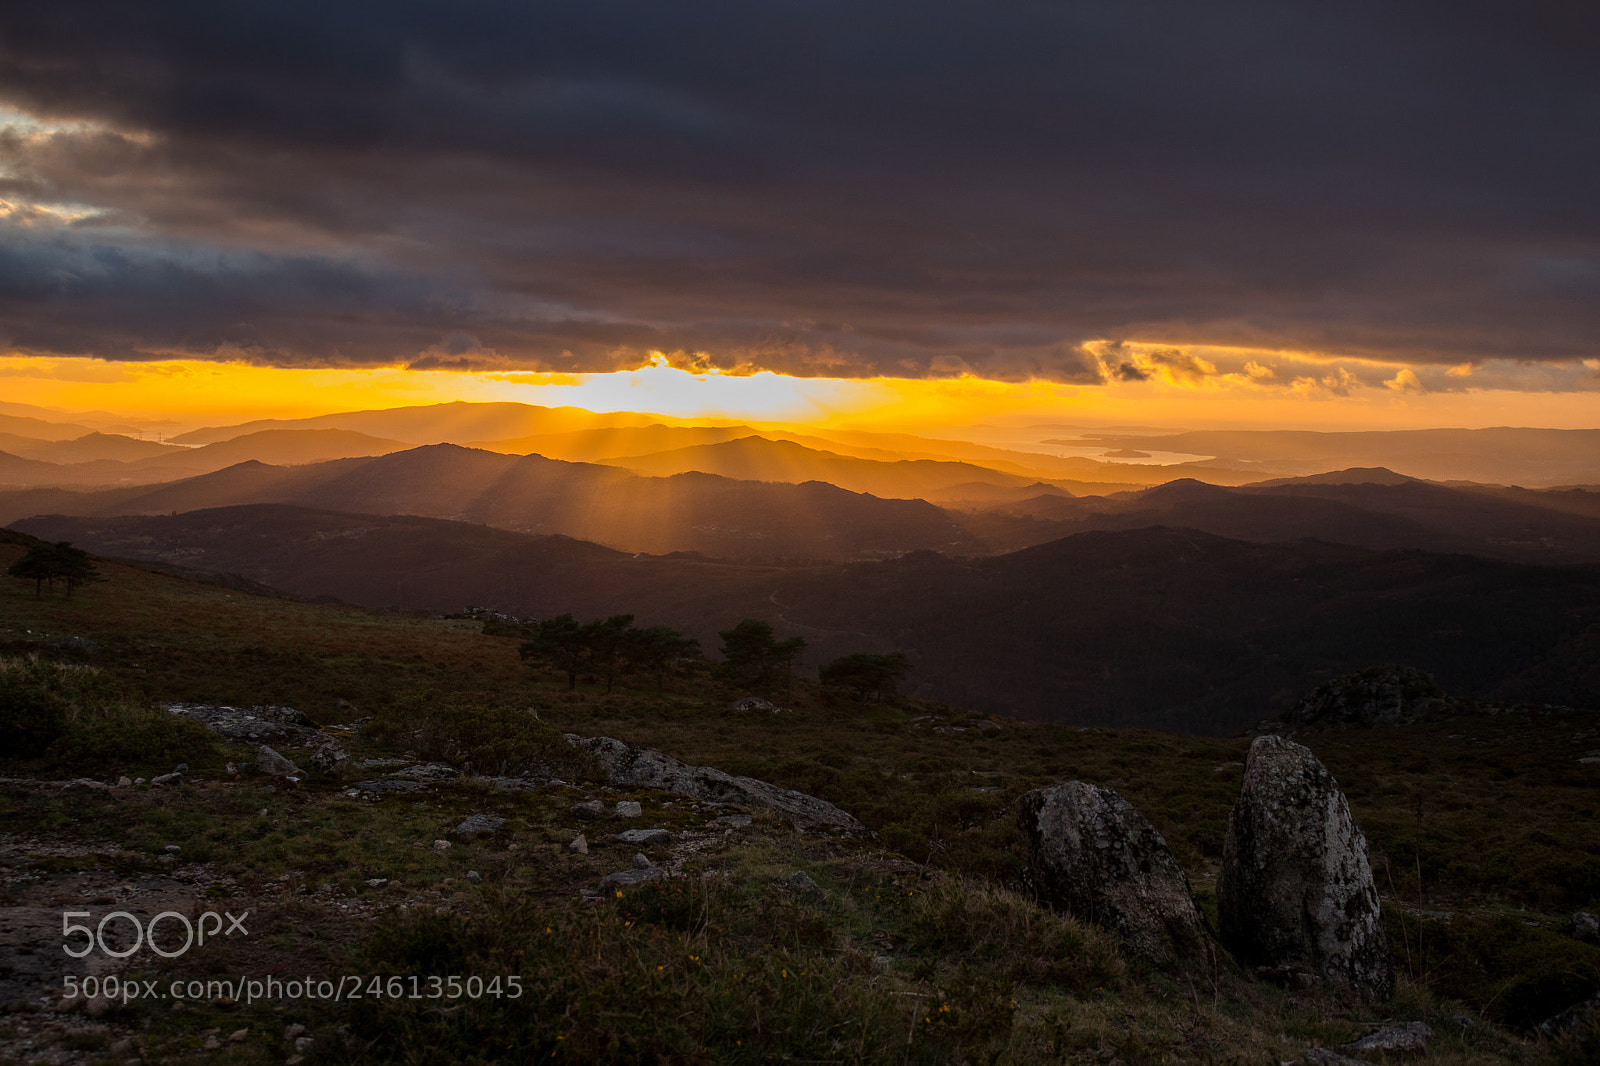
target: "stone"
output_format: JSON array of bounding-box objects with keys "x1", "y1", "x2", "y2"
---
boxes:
[
  {"x1": 349, "y1": 779, "x2": 429, "y2": 795},
  {"x1": 366, "y1": 878, "x2": 388, "y2": 888},
  {"x1": 62, "y1": 778, "x2": 110, "y2": 791},
  {"x1": 150, "y1": 772, "x2": 182, "y2": 786},
  {"x1": 1295, "y1": 1050, "x2": 1372, "y2": 1066},
  {"x1": 432, "y1": 839, "x2": 451, "y2": 851},
  {"x1": 1338, "y1": 1022, "x2": 1432, "y2": 1055},
  {"x1": 617, "y1": 828, "x2": 671, "y2": 846},
  {"x1": 1017, "y1": 781, "x2": 1208, "y2": 964},
  {"x1": 1280, "y1": 666, "x2": 1450, "y2": 731},
  {"x1": 256, "y1": 745, "x2": 303, "y2": 777},
  {"x1": 712, "y1": 814, "x2": 753, "y2": 827},
  {"x1": 1219, "y1": 735, "x2": 1393, "y2": 999},
  {"x1": 116, "y1": 776, "x2": 132, "y2": 787},
  {"x1": 973, "y1": 720, "x2": 1000, "y2": 734},
  {"x1": 229, "y1": 1028, "x2": 248, "y2": 1043},
  {"x1": 455, "y1": 814, "x2": 506, "y2": 837},
  {"x1": 167, "y1": 703, "x2": 322, "y2": 744},
  {"x1": 310, "y1": 742, "x2": 350, "y2": 775},
  {"x1": 601, "y1": 867, "x2": 665, "y2": 889},
  {"x1": 782, "y1": 871, "x2": 824, "y2": 898},
  {"x1": 570, "y1": 800, "x2": 606, "y2": 820},
  {"x1": 1536, "y1": 990, "x2": 1600, "y2": 1039},
  {"x1": 614, "y1": 800, "x2": 643, "y2": 818},
  {"x1": 730, "y1": 697, "x2": 779, "y2": 712},
  {"x1": 631, "y1": 853, "x2": 654, "y2": 869},
  {"x1": 567, "y1": 735, "x2": 866, "y2": 833},
  {"x1": 569, "y1": 833, "x2": 588, "y2": 855},
  {"x1": 1570, "y1": 911, "x2": 1600, "y2": 945},
  {"x1": 387, "y1": 762, "x2": 459, "y2": 781},
  {"x1": 467, "y1": 870, "x2": 482, "y2": 883}
]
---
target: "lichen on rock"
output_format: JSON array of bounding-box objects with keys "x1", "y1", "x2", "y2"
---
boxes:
[{"x1": 1218, "y1": 735, "x2": 1393, "y2": 999}]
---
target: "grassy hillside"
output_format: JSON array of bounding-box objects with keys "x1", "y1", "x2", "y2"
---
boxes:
[{"x1": 1, "y1": 533, "x2": 1597, "y2": 1063}]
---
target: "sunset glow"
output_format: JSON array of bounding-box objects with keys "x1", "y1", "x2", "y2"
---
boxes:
[{"x1": 3, "y1": 351, "x2": 1597, "y2": 436}]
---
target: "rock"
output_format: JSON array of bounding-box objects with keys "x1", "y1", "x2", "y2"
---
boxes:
[
  {"x1": 116, "y1": 776, "x2": 132, "y2": 787},
  {"x1": 1338, "y1": 1022, "x2": 1432, "y2": 1055},
  {"x1": 467, "y1": 870, "x2": 482, "y2": 883},
  {"x1": 168, "y1": 703, "x2": 323, "y2": 744},
  {"x1": 1536, "y1": 989, "x2": 1600, "y2": 1039},
  {"x1": 349, "y1": 779, "x2": 429, "y2": 795},
  {"x1": 617, "y1": 828, "x2": 671, "y2": 846},
  {"x1": 229, "y1": 1028, "x2": 248, "y2": 1042},
  {"x1": 631, "y1": 853, "x2": 654, "y2": 869},
  {"x1": 1570, "y1": 911, "x2": 1600, "y2": 945},
  {"x1": 432, "y1": 839, "x2": 451, "y2": 851},
  {"x1": 388, "y1": 762, "x2": 459, "y2": 781},
  {"x1": 712, "y1": 814, "x2": 753, "y2": 827},
  {"x1": 973, "y1": 720, "x2": 1000, "y2": 734},
  {"x1": 455, "y1": 814, "x2": 506, "y2": 837},
  {"x1": 1017, "y1": 781, "x2": 1208, "y2": 964},
  {"x1": 782, "y1": 871, "x2": 825, "y2": 898},
  {"x1": 569, "y1": 833, "x2": 588, "y2": 855},
  {"x1": 1280, "y1": 666, "x2": 1450, "y2": 731},
  {"x1": 731, "y1": 697, "x2": 779, "y2": 713},
  {"x1": 164, "y1": 844, "x2": 181, "y2": 853},
  {"x1": 150, "y1": 772, "x2": 182, "y2": 786},
  {"x1": 567, "y1": 735, "x2": 866, "y2": 833},
  {"x1": 615, "y1": 800, "x2": 643, "y2": 818},
  {"x1": 256, "y1": 745, "x2": 303, "y2": 777},
  {"x1": 1295, "y1": 1050, "x2": 1373, "y2": 1066},
  {"x1": 284, "y1": 1023, "x2": 307, "y2": 1042},
  {"x1": 601, "y1": 867, "x2": 665, "y2": 889},
  {"x1": 173, "y1": 762, "x2": 189, "y2": 773},
  {"x1": 62, "y1": 778, "x2": 110, "y2": 791},
  {"x1": 366, "y1": 878, "x2": 388, "y2": 888},
  {"x1": 571, "y1": 800, "x2": 606, "y2": 820},
  {"x1": 1219, "y1": 735, "x2": 1393, "y2": 999},
  {"x1": 310, "y1": 742, "x2": 350, "y2": 775}
]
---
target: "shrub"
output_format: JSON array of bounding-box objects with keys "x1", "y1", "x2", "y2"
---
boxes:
[
  {"x1": 0, "y1": 656, "x2": 75, "y2": 757},
  {"x1": 0, "y1": 656, "x2": 219, "y2": 772}
]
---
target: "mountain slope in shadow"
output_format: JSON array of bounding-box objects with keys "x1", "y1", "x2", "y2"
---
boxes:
[{"x1": 15, "y1": 509, "x2": 1598, "y2": 735}]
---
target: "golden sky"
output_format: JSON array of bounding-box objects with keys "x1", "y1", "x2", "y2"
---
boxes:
[{"x1": 3, "y1": 350, "x2": 1597, "y2": 436}]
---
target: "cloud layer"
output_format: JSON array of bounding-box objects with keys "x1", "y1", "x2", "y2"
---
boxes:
[{"x1": 1, "y1": 1, "x2": 1597, "y2": 383}]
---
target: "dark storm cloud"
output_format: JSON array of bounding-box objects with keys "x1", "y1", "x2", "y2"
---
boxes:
[{"x1": 0, "y1": 1, "x2": 1596, "y2": 379}]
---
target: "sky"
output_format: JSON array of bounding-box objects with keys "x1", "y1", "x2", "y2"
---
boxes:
[{"x1": 0, "y1": 1, "x2": 1597, "y2": 432}]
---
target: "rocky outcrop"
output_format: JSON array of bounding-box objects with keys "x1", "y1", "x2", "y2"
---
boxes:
[
  {"x1": 1017, "y1": 781, "x2": 1208, "y2": 965},
  {"x1": 565, "y1": 735, "x2": 864, "y2": 833},
  {"x1": 1339, "y1": 1021, "x2": 1431, "y2": 1055},
  {"x1": 1276, "y1": 666, "x2": 1448, "y2": 731},
  {"x1": 1219, "y1": 735, "x2": 1393, "y2": 999},
  {"x1": 168, "y1": 704, "x2": 324, "y2": 744}
]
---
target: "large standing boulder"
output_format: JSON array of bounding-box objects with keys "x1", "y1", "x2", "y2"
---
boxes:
[
  {"x1": 1219, "y1": 735, "x2": 1393, "y2": 998},
  {"x1": 1018, "y1": 781, "x2": 1209, "y2": 965}
]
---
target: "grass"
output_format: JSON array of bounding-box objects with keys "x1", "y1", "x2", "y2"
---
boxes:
[{"x1": 1, "y1": 534, "x2": 1598, "y2": 1063}]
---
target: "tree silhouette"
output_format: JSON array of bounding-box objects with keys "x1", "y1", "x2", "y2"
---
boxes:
[
  {"x1": 586, "y1": 614, "x2": 636, "y2": 694},
  {"x1": 625, "y1": 625, "x2": 702, "y2": 694},
  {"x1": 716, "y1": 619, "x2": 805, "y2": 695},
  {"x1": 6, "y1": 541, "x2": 101, "y2": 599},
  {"x1": 820, "y1": 652, "x2": 911, "y2": 703},
  {"x1": 519, "y1": 614, "x2": 590, "y2": 690}
]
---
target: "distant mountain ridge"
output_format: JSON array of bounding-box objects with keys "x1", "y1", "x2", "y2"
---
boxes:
[{"x1": 2, "y1": 444, "x2": 983, "y2": 561}]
